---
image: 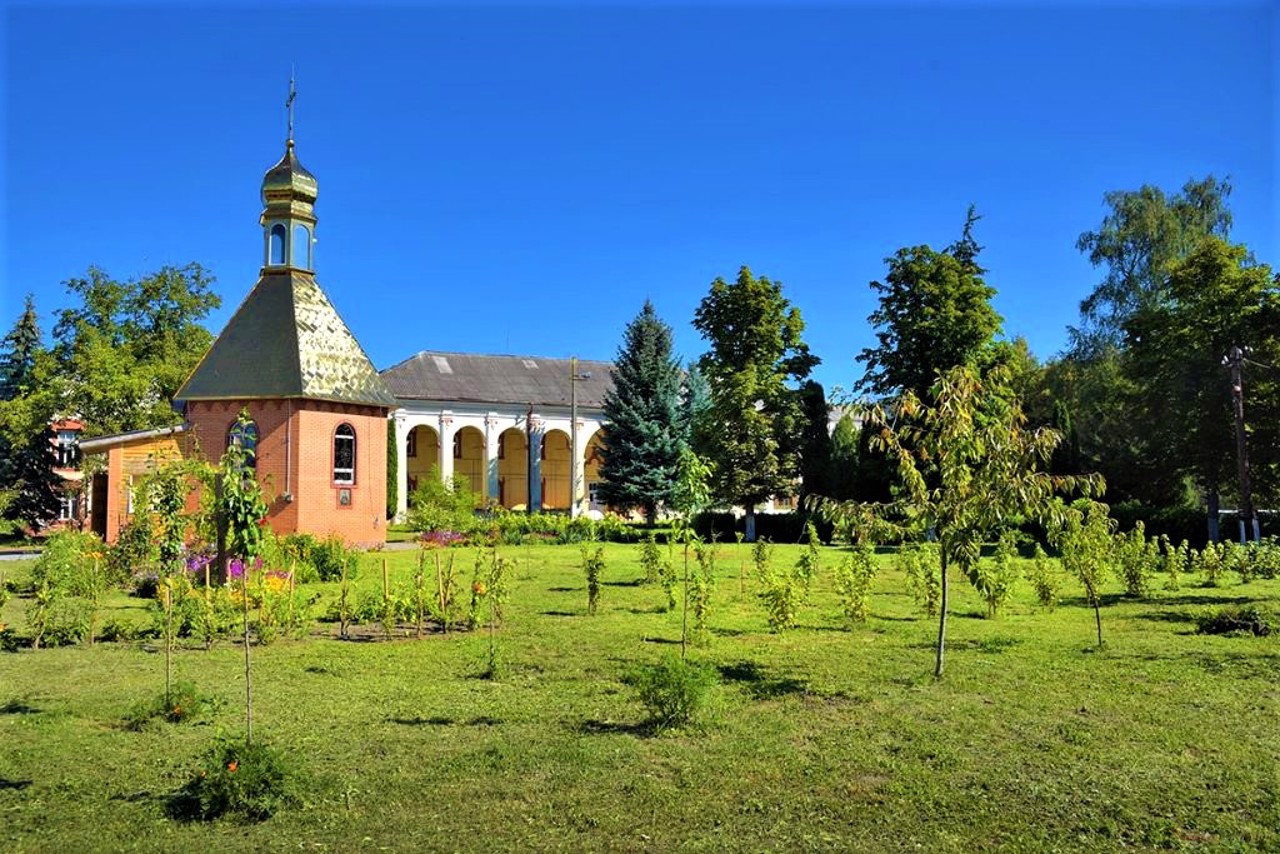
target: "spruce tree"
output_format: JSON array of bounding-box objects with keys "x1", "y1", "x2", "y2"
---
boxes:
[
  {"x1": 796, "y1": 380, "x2": 833, "y2": 503},
  {"x1": 599, "y1": 301, "x2": 683, "y2": 525},
  {"x1": 0, "y1": 297, "x2": 62, "y2": 530}
]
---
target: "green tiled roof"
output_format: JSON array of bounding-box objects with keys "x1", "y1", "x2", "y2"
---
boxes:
[{"x1": 176, "y1": 269, "x2": 396, "y2": 408}]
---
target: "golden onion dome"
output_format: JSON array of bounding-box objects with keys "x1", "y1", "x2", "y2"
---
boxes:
[{"x1": 261, "y1": 139, "x2": 318, "y2": 206}]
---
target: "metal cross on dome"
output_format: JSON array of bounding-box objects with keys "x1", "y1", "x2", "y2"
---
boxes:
[{"x1": 286, "y1": 72, "x2": 297, "y2": 142}]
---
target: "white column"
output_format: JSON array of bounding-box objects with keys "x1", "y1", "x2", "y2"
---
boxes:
[
  {"x1": 570, "y1": 415, "x2": 585, "y2": 517},
  {"x1": 484, "y1": 414, "x2": 501, "y2": 506},
  {"x1": 394, "y1": 413, "x2": 409, "y2": 521},
  {"x1": 438, "y1": 413, "x2": 455, "y2": 483}
]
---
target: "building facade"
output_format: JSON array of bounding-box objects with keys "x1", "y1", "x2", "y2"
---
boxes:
[{"x1": 383, "y1": 352, "x2": 613, "y2": 519}]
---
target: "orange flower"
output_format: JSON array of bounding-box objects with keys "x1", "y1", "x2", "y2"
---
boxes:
[
  {"x1": 473, "y1": 581, "x2": 487, "y2": 596},
  {"x1": 173, "y1": 706, "x2": 182, "y2": 715},
  {"x1": 227, "y1": 761, "x2": 238, "y2": 773}
]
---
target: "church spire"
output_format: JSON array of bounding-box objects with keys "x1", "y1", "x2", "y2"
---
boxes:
[{"x1": 261, "y1": 75, "x2": 317, "y2": 272}]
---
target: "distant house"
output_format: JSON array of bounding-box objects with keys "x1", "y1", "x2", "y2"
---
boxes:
[{"x1": 383, "y1": 352, "x2": 613, "y2": 519}]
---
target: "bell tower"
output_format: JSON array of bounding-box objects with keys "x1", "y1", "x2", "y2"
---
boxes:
[{"x1": 260, "y1": 76, "x2": 317, "y2": 272}]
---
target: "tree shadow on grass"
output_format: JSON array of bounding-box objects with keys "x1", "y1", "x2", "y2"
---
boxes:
[
  {"x1": 641, "y1": 636, "x2": 682, "y2": 645},
  {"x1": 576, "y1": 718, "x2": 651, "y2": 737},
  {"x1": 389, "y1": 715, "x2": 503, "y2": 727},
  {"x1": 0, "y1": 778, "x2": 32, "y2": 791},
  {"x1": 1135, "y1": 610, "x2": 1197, "y2": 624},
  {"x1": 547, "y1": 586, "x2": 578, "y2": 593},
  {"x1": 541, "y1": 610, "x2": 578, "y2": 617},
  {"x1": 603, "y1": 579, "x2": 645, "y2": 588},
  {"x1": 1154, "y1": 594, "x2": 1257, "y2": 607},
  {"x1": 717, "y1": 661, "x2": 807, "y2": 699},
  {"x1": 0, "y1": 700, "x2": 39, "y2": 715}
]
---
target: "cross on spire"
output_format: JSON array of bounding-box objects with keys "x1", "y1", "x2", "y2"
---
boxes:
[{"x1": 286, "y1": 71, "x2": 297, "y2": 144}]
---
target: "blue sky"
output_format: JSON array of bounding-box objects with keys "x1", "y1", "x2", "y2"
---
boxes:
[{"x1": 4, "y1": 1, "x2": 1275, "y2": 395}]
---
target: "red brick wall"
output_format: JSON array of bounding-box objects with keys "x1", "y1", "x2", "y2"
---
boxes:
[{"x1": 185, "y1": 398, "x2": 388, "y2": 546}]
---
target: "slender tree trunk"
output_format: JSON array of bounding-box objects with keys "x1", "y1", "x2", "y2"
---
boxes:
[
  {"x1": 680, "y1": 537, "x2": 690, "y2": 661},
  {"x1": 1092, "y1": 593, "x2": 1104, "y2": 648},
  {"x1": 645, "y1": 503, "x2": 657, "y2": 527},
  {"x1": 164, "y1": 583, "x2": 173, "y2": 706},
  {"x1": 745, "y1": 507, "x2": 757, "y2": 543},
  {"x1": 242, "y1": 562, "x2": 253, "y2": 745},
  {"x1": 1207, "y1": 490, "x2": 1220, "y2": 544},
  {"x1": 934, "y1": 552, "x2": 949, "y2": 679}
]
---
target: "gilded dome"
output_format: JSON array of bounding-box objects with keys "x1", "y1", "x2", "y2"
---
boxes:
[{"x1": 261, "y1": 140, "x2": 318, "y2": 205}]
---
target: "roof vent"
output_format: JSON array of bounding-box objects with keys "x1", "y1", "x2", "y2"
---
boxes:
[
  {"x1": 522, "y1": 359, "x2": 538, "y2": 370},
  {"x1": 431, "y1": 355, "x2": 453, "y2": 374}
]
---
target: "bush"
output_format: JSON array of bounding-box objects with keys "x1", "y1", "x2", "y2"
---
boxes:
[
  {"x1": 629, "y1": 654, "x2": 718, "y2": 731},
  {"x1": 1194, "y1": 605, "x2": 1272, "y2": 637},
  {"x1": 407, "y1": 473, "x2": 480, "y2": 536},
  {"x1": 311, "y1": 535, "x2": 360, "y2": 583},
  {"x1": 693, "y1": 511, "x2": 834, "y2": 545},
  {"x1": 171, "y1": 738, "x2": 304, "y2": 822},
  {"x1": 124, "y1": 680, "x2": 221, "y2": 730},
  {"x1": 106, "y1": 512, "x2": 157, "y2": 586}
]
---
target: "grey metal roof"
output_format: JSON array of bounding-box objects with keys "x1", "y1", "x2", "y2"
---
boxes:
[
  {"x1": 381, "y1": 351, "x2": 614, "y2": 408},
  {"x1": 175, "y1": 269, "x2": 396, "y2": 408}
]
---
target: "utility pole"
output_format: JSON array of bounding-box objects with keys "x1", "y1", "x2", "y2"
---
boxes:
[
  {"x1": 1224, "y1": 345, "x2": 1259, "y2": 542},
  {"x1": 569, "y1": 357, "x2": 593, "y2": 518}
]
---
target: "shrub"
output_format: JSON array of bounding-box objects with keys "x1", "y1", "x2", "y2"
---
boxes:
[
  {"x1": 639, "y1": 534, "x2": 663, "y2": 585},
  {"x1": 311, "y1": 535, "x2": 360, "y2": 583},
  {"x1": 690, "y1": 540, "x2": 716, "y2": 644},
  {"x1": 1114, "y1": 522, "x2": 1157, "y2": 598},
  {"x1": 582, "y1": 545, "x2": 605, "y2": 615},
  {"x1": 968, "y1": 530, "x2": 1020, "y2": 618},
  {"x1": 1026, "y1": 544, "x2": 1060, "y2": 609},
  {"x1": 27, "y1": 530, "x2": 103, "y2": 648},
  {"x1": 900, "y1": 542, "x2": 941, "y2": 616},
  {"x1": 629, "y1": 654, "x2": 718, "y2": 731},
  {"x1": 1194, "y1": 605, "x2": 1272, "y2": 637},
  {"x1": 1194, "y1": 543, "x2": 1225, "y2": 587},
  {"x1": 124, "y1": 680, "x2": 221, "y2": 730},
  {"x1": 106, "y1": 511, "x2": 157, "y2": 586},
  {"x1": 171, "y1": 738, "x2": 304, "y2": 822},
  {"x1": 833, "y1": 543, "x2": 877, "y2": 623},
  {"x1": 407, "y1": 473, "x2": 479, "y2": 536}
]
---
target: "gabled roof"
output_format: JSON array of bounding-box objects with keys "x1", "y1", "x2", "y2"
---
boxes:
[
  {"x1": 176, "y1": 269, "x2": 396, "y2": 408},
  {"x1": 381, "y1": 351, "x2": 614, "y2": 409}
]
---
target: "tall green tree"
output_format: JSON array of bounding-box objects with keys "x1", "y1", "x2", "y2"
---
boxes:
[
  {"x1": 52, "y1": 264, "x2": 220, "y2": 435},
  {"x1": 599, "y1": 300, "x2": 684, "y2": 524},
  {"x1": 858, "y1": 208, "x2": 1002, "y2": 401},
  {"x1": 0, "y1": 295, "x2": 41, "y2": 401},
  {"x1": 0, "y1": 299, "x2": 62, "y2": 530},
  {"x1": 693, "y1": 266, "x2": 817, "y2": 540},
  {"x1": 828, "y1": 411, "x2": 859, "y2": 501},
  {"x1": 1126, "y1": 238, "x2": 1280, "y2": 520},
  {"x1": 796, "y1": 380, "x2": 833, "y2": 503},
  {"x1": 1072, "y1": 175, "x2": 1233, "y2": 355}
]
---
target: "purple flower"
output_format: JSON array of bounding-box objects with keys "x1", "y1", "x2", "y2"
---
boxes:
[{"x1": 228, "y1": 558, "x2": 245, "y2": 579}]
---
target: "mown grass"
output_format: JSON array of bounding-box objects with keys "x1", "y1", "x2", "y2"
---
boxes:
[{"x1": 2, "y1": 541, "x2": 1279, "y2": 852}]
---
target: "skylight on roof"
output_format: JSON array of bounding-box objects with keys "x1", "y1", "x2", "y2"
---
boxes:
[{"x1": 432, "y1": 355, "x2": 453, "y2": 374}]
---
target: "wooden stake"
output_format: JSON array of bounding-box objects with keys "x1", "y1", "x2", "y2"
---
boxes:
[{"x1": 382, "y1": 557, "x2": 389, "y2": 599}]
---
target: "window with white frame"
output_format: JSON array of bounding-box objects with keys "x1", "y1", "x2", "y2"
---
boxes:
[
  {"x1": 334, "y1": 423, "x2": 356, "y2": 484},
  {"x1": 58, "y1": 494, "x2": 77, "y2": 521},
  {"x1": 227, "y1": 419, "x2": 259, "y2": 470}
]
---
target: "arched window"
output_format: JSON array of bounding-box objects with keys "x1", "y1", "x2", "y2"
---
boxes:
[
  {"x1": 227, "y1": 419, "x2": 259, "y2": 470},
  {"x1": 293, "y1": 224, "x2": 310, "y2": 268},
  {"x1": 269, "y1": 224, "x2": 287, "y2": 265},
  {"x1": 334, "y1": 423, "x2": 356, "y2": 484}
]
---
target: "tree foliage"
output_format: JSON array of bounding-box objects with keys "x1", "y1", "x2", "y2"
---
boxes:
[
  {"x1": 816, "y1": 365, "x2": 1097, "y2": 677},
  {"x1": 0, "y1": 297, "x2": 62, "y2": 530},
  {"x1": 692, "y1": 266, "x2": 817, "y2": 537},
  {"x1": 858, "y1": 208, "x2": 1002, "y2": 401},
  {"x1": 1072, "y1": 175, "x2": 1233, "y2": 355},
  {"x1": 51, "y1": 264, "x2": 221, "y2": 435},
  {"x1": 599, "y1": 300, "x2": 684, "y2": 524}
]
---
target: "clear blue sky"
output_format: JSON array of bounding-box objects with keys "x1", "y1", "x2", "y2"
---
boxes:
[{"x1": 4, "y1": 1, "x2": 1275, "y2": 395}]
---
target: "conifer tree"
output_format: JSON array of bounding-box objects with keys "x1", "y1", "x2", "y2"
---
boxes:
[
  {"x1": 0, "y1": 297, "x2": 62, "y2": 530},
  {"x1": 599, "y1": 301, "x2": 683, "y2": 525}
]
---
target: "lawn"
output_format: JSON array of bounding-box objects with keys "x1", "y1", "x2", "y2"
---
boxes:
[{"x1": 2, "y1": 541, "x2": 1278, "y2": 852}]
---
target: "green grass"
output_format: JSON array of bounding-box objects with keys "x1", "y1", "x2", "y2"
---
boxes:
[{"x1": 3, "y1": 542, "x2": 1279, "y2": 851}]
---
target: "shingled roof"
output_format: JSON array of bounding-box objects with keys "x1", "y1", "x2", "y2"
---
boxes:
[
  {"x1": 175, "y1": 269, "x2": 396, "y2": 408},
  {"x1": 381, "y1": 351, "x2": 614, "y2": 408}
]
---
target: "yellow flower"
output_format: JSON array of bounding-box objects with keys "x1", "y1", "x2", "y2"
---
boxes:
[{"x1": 473, "y1": 582, "x2": 487, "y2": 596}]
